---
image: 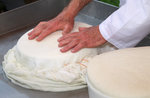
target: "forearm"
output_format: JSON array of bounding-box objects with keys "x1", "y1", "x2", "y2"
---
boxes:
[{"x1": 59, "y1": 0, "x2": 92, "y2": 18}]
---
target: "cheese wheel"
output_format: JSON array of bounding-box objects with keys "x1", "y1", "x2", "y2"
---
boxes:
[
  {"x1": 3, "y1": 21, "x2": 116, "y2": 92},
  {"x1": 87, "y1": 47, "x2": 150, "y2": 98}
]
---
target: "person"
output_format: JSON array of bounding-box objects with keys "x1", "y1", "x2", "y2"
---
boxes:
[{"x1": 28, "y1": 0, "x2": 150, "y2": 53}]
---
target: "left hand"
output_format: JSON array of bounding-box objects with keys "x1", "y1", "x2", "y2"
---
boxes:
[{"x1": 58, "y1": 25, "x2": 107, "y2": 53}]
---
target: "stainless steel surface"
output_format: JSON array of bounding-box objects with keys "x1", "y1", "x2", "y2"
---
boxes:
[
  {"x1": 1, "y1": 0, "x2": 149, "y2": 98},
  {"x1": 0, "y1": 0, "x2": 65, "y2": 35}
]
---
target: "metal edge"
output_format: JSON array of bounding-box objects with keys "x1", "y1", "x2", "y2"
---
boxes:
[
  {"x1": 0, "y1": 0, "x2": 65, "y2": 35},
  {"x1": 0, "y1": 0, "x2": 117, "y2": 35}
]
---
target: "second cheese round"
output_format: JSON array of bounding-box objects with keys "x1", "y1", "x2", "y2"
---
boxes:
[{"x1": 87, "y1": 47, "x2": 150, "y2": 98}]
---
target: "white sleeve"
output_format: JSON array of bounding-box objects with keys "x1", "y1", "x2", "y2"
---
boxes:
[{"x1": 99, "y1": 0, "x2": 150, "y2": 48}]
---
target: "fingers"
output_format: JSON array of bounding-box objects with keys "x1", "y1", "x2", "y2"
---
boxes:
[
  {"x1": 28, "y1": 30, "x2": 33, "y2": 36},
  {"x1": 71, "y1": 42, "x2": 85, "y2": 53},
  {"x1": 58, "y1": 32, "x2": 78, "y2": 42},
  {"x1": 28, "y1": 30, "x2": 41, "y2": 40},
  {"x1": 60, "y1": 40, "x2": 79, "y2": 53},
  {"x1": 28, "y1": 21, "x2": 47, "y2": 40},
  {"x1": 59, "y1": 25, "x2": 107, "y2": 53},
  {"x1": 36, "y1": 27, "x2": 58, "y2": 41},
  {"x1": 58, "y1": 26, "x2": 87, "y2": 41},
  {"x1": 37, "y1": 23, "x2": 74, "y2": 41},
  {"x1": 58, "y1": 38, "x2": 72, "y2": 47},
  {"x1": 28, "y1": 19, "x2": 75, "y2": 41}
]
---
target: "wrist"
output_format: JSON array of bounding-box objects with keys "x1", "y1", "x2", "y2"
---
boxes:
[
  {"x1": 57, "y1": 8, "x2": 75, "y2": 21},
  {"x1": 58, "y1": 0, "x2": 92, "y2": 19},
  {"x1": 96, "y1": 25, "x2": 107, "y2": 42}
]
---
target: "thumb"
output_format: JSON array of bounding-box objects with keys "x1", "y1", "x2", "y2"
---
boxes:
[
  {"x1": 62, "y1": 25, "x2": 73, "y2": 35},
  {"x1": 79, "y1": 27, "x2": 87, "y2": 32}
]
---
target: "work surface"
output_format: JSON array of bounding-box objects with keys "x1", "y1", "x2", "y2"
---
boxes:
[
  {"x1": 0, "y1": 0, "x2": 150, "y2": 98},
  {"x1": 1, "y1": 16, "x2": 150, "y2": 98}
]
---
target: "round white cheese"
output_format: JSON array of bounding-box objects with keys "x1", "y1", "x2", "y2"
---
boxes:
[
  {"x1": 88, "y1": 47, "x2": 150, "y2": 98},
  {"x1": 3, "y1": 21, "x2": 116, "y2": 92}
]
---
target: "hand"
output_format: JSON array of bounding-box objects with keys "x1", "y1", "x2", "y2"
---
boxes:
[
  {"x1": 58, "y1": 25, "x2": 107, "y2": 53},
  {"x1": 28, "y1": 0, "x2": 92, "y2": 41},
  {"x1": 28, "y1": 12, "x2": 74, "y2": 41}
]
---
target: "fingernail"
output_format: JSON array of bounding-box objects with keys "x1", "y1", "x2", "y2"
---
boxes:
[
  {"x1": 36, "y1": 38, "x2": 40, "y2": 41},
  {"x1": 58, "y1": 44, "x2": 61, "y2": 47},
  {"x1": 71, "y1": 49, "x2": 75, "y2": 53},
  {"x1": 28, "y1": 37, "x2": 32, "y2": 40},
  {"x1": 60, "y1": 49, "x2": 64, "y2": 53},
  {"x1": 57, "y1": 39, "x2": 61, "y2": 42}
]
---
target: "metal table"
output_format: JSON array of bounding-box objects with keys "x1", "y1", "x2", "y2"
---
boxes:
[{"x1": 0, "y1": 0, "x2": 149, "y2": 98}]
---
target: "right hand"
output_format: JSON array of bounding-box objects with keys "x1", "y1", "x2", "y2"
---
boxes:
[{"x1": 28, "y1": 13, "x2": 74, "y2": 41}]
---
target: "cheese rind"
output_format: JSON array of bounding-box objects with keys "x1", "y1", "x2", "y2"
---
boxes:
[{"x1": 88, "y1": 47, "x2": 150, "y2": 98}]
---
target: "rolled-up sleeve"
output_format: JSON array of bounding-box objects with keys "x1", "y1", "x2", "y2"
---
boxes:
[{"x1": 99, "y1": 0, "x2": 150, "y2": 48}]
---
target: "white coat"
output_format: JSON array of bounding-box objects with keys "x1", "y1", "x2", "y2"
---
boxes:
[{"x1": 99, "y1": 0, "x2": 150, "y2": 48}]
